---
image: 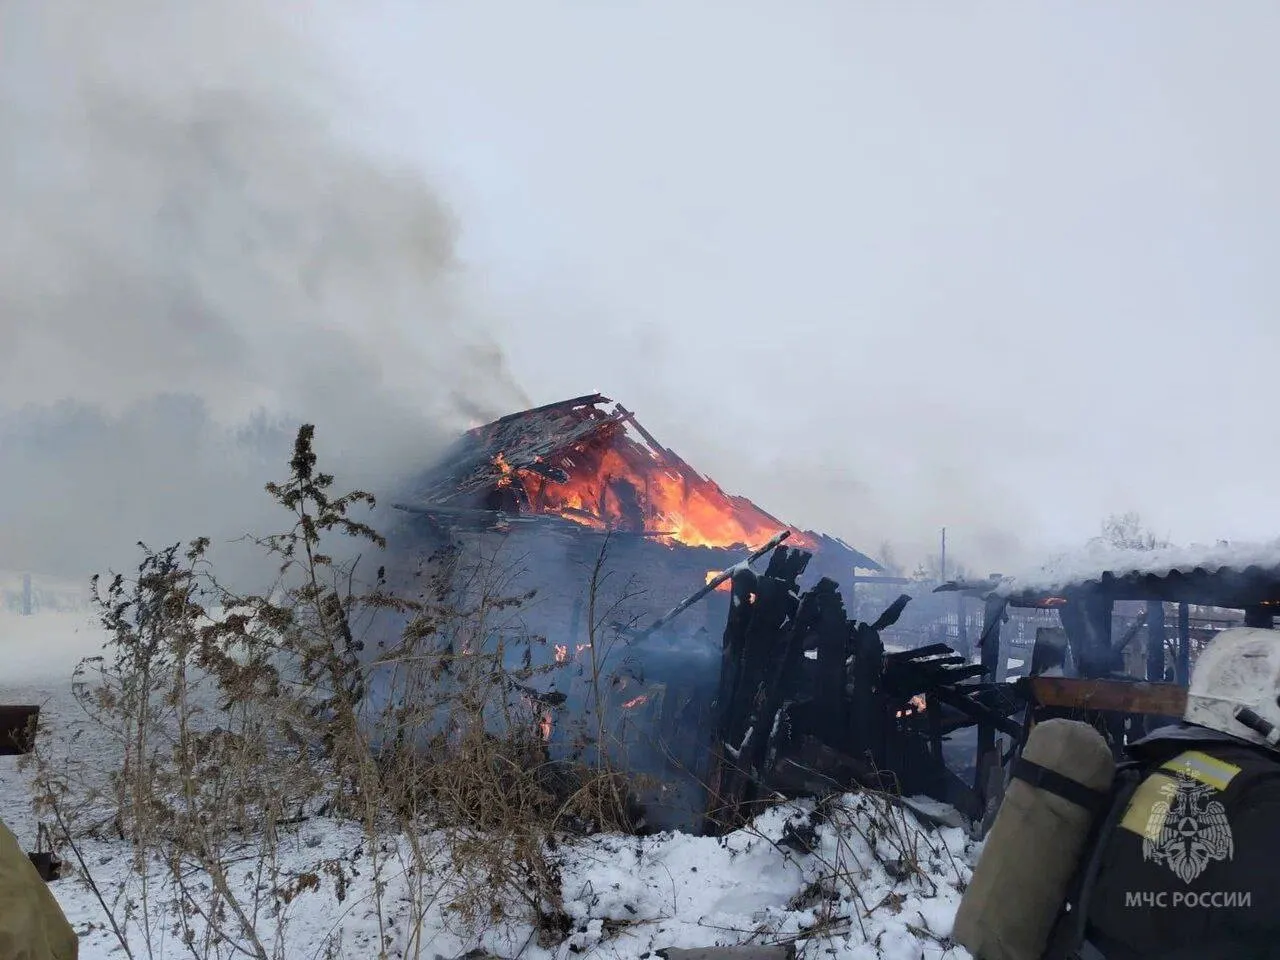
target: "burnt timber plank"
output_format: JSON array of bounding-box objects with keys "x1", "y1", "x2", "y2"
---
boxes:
[
  {"x1": 812, "y1": 580, "x2": 850, "y2": 752},
  {"x1": 886, "y1": 643, "x2": 954, "y2": 661},
  {"x1": 1027, "y1": 676, "x2": 1188, "y2": 717},
  {"x1": 755, "y1": 588, "x2": 824, "y2": 774},
  {"x1": 848, "y1": 622, "x2": 885, "y2": 770},
  {"x1": 925, "y1": 685, "x2": 1023, "y2": 739}
]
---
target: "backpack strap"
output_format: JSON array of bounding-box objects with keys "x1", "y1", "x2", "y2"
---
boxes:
[{"x1": 1011, "y1": 757, "x2": 1113, "y2": 815}]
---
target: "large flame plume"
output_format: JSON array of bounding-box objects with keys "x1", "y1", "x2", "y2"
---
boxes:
[{"x1": 403, "y1": 395, "x2": 878, "y2": 556}]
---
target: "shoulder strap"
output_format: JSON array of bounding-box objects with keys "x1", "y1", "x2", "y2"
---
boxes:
[{"x1": 1011, "y1": 756, "x2": 1112, "y2": 814}]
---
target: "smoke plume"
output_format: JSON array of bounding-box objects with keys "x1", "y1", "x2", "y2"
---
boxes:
[{"x1": 0, "y1": 1, "x2": 528, "y2": 581}]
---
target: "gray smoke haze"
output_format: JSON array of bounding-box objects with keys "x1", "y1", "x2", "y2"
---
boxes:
[
  {"x1": 5, "y1": 1, "x2": 1280, "y2": 588},
  {"x1": 0, "y1": 1, "x2": 528, "y2": 581},
  {"x1": 312, "y1": 1, "x2": 1280, "y2": 576}
]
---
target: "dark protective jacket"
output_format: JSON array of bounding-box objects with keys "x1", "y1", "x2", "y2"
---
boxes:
[{"x1": 1065, "y1": 724, "x2": 1280, "y2": 960}]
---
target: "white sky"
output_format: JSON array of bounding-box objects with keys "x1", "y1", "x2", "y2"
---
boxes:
[{"x1": 3, "y1": 1, "x2": 1278, "y2": 576}]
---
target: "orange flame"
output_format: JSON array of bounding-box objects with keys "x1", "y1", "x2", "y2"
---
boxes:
[
  {"x1": 521, "y1": 693, "x2": 554, "y2": 741},
  {"x1": 494, "y1": 451, "x2": 515, "y2": 488},
  {"x1": 495, "y1": 428, "x2": 817, "y2": 550},
  {"x1": 554, "y1": 644, "x2": 568, "y2": 663},
  {"x1": 621, "y1": 694, "x2": 649, "y2": 709},
  {"x1": 895, "y1": 694, "x2": 928, "y2": 719}
]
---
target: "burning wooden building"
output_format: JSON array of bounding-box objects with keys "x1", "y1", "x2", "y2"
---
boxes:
[
  {"x1": 378, "y1": 394, "x2": 886, "y2": 831},
  {"x1": 392, "y1": 392, "x2": 882, "y2": 614}
]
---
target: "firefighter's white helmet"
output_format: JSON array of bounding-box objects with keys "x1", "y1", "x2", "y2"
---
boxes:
[{"x1": 1184, "y1": 626, "x2": 1280, "y2": 751}]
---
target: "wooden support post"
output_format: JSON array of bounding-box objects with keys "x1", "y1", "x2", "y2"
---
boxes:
[
  {"x1": 1245, "y1": 606, "x2": 1274, "y2": 629},
  {"x1": 1059, "y1": 596, "x2": 1114, "y2": 678},
  {"x1": 927, "y1": 696, "x2": 946, "y2": 797},
  {"x1": 975, "y1": 595, "x2": 1005, "y2": 821},
  {"x1": 21, "y1": 574, "x2": 32, "y2": 617},
  {"x1": 1176, "y1": 602, "x2": 1191, "y2": 686},
  {"x1": 849, "y1": 622, "x2": 885, "y2": 767},
  {"x1": 1094, "y1": 597, "x2": 1115, "y2": 674},
  {"x1": 1146, "y1": 600, "x2": 1166, "y2": 682}
]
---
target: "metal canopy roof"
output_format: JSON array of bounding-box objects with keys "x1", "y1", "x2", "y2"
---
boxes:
[{"x1": 937, "y1": 562, "x2": 1280, "y2": 610}]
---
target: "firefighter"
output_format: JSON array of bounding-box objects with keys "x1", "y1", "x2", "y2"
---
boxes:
[
  {"x1": 1050, "y1": 627, "x2": 1280, "y2": 960},
  {"x1": 0, "y1": 818, "x2": 78, "y2": 960}
]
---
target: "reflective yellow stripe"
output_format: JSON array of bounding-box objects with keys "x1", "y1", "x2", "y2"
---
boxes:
[
  {"x1": 1159, "y1": 750, "x2": 1241, "y2": 792},
  {"x1": 1120, "y1": 772, "x2": 1180, "y2": 840}
]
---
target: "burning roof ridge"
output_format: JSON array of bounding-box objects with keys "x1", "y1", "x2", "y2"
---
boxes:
[
  {"x1": 479, "y1": 393, "x2": 611, "y2": 430},
  {"x1": 408, "y1": 393, "x2": 883, "y2": 567}
]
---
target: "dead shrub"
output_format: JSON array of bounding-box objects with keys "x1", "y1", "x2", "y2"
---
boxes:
[{"x1": 23, "y1": 423, "x2": 650, "y2": 959}]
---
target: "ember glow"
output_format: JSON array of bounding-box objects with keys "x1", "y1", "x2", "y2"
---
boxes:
[
  {"x1": 895, "y1": 694, "x2": 928, "y2": 719},
  {"x1": 704, "y1": 570, "x2": 733, "y2": 592},
  {"x1": 621, "y1": 694, "x2": 649, "y2": 709}
]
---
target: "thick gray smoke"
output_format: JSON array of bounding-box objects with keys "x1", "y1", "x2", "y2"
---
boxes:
[{"x1": 0, "y1": 1, "x2": 528, "y2": 582}]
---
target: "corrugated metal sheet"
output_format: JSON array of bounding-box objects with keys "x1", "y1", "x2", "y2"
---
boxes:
[{"x1": 939, "y1": 540, "x2": 1280, "y2": 608}]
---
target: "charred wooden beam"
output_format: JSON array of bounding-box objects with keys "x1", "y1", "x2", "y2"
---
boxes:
[
  {"x1": 756, "y1": 588, "x2": 826, "y2": 772},
  {"x1": 766, "y1": 735, "x2": 888, "y2": 796},
  {"x1": 869, "y1": 594, "x2": 912, "y2": 632},
  {"x1": 1024, "y1": 676, "x2": 1188, "y2": 717},
  {"x1": 634, "y1": 530, "x2": 792, "y2": 641},
  {"x1": 886, "y1": 642, "x2": 954, "y2": 662},
  {"x1": 1176, "y1": 602, "x2": 1191, "y2": 686},
  {"x1": 812, "y1": 581, "x2": 851, "y2": 752},
  {"x1": 0, "y1": 705, "x2": 39, "y2": 756},
  {"x1": 486, "y1": 393, "x2": 610, "y2": 427},
  {"x1": 1245, "y1": 605, "x2": 1275, "y2": 628},
  {"x1": 848, "y1": 622, "x2": 885, "y2": 768},
  {"x1": 923, "y1": 684, "x2": 1023, "y2": 739},
  {"x1": 975, "y1": 595, "x2": 1008, "y2": 825}
]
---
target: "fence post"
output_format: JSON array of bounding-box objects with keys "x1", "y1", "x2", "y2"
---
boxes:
[{"x1": 21, "y1": 573, "x2": 33, "y2": 615}]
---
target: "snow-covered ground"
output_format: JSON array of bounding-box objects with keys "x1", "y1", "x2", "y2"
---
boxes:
[{"x1": 1, "y1": 609, "x2": 977, "y2": 960}]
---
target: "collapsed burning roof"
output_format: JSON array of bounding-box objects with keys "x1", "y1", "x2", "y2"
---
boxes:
[{"x1": 396, "y1": 392, "x2": 881, "y2": 571}]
